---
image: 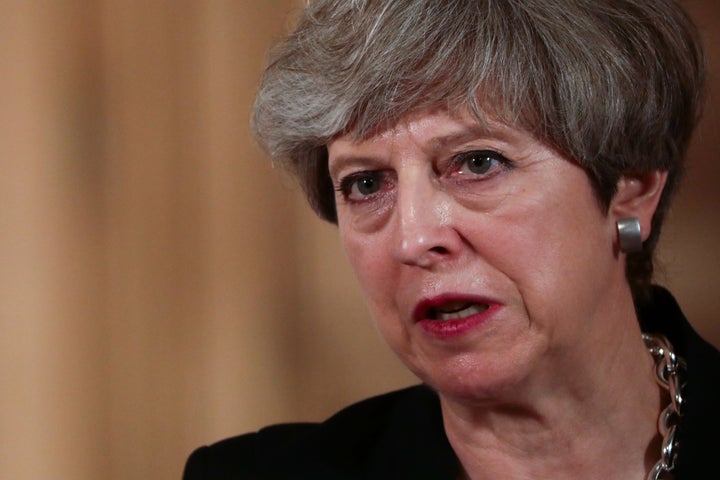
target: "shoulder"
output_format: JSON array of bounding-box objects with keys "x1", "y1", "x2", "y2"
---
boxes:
[
  {"x1": 639, "y1": 286, "x2": 720, "y2": 477},
  {"x1": 183, "y1": 385, "x2": 455, "y2": 480},
  {"x1": 182, "y1": 422, "x2": 316, "y2": 480},
  {"x1": 675, "y1": 315, "x2": 720, "y2": 477}
]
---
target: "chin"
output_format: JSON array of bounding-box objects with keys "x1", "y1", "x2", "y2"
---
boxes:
[{"x1": 404, "y1": 349, "x2": 536, "y2": 405}]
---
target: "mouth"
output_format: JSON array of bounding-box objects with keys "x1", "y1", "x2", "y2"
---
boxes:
[
  {"x1": 412, "y1": 295, "x2": 499, "y2": 338},
  {"x1": 426, "y1": 301, "x2": 489, "y2": 321},
  {"x1": 414, "y1": 296, "x2": 494, "y2": 323}
]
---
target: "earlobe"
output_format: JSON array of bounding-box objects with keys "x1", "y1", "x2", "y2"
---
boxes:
[{"x1": 609, "y1": 171, "x2": 668, "y2": 242}]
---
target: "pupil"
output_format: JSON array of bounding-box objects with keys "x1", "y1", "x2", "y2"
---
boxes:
[
  {"x1": 357, "y1": 177, "x2": 377, "y2": 195},
  {"x1": 469, "y1": 156, "x2": 491, "y2": 174}
]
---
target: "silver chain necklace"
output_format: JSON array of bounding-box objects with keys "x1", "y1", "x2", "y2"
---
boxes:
[{"x1": 643, "y1": 333, "x2": 686, "y2": 480}]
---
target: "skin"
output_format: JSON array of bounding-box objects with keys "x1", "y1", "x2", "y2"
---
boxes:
[{"x1": 327, "y1": 108, "x2": 669, "y2": 479}]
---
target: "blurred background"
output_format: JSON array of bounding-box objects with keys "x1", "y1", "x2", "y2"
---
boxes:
[{"x1": 0, "y1": 1, "x2": 717, "y2": 478}]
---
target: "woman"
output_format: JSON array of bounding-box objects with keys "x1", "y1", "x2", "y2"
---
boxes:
[{"x1": 184, "y1": 0, "x2": 719, "y2": 478}]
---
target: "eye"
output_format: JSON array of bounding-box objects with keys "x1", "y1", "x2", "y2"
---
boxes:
[
  {"x1": 354, "y1": 176, "x2": 380, "y2": 196},
  {"x1": 452, "y1": 150, "x2": 509, "y2": 178},
  {"x1": 336, "y1": 171, "x2": 389, "y2": 202}
]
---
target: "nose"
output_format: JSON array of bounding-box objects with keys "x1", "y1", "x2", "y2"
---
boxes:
[{"x1": 392, "y1": 173, "x2": 461, "y2": 268}]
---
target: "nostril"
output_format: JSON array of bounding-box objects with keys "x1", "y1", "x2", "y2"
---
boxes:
[{"x1": 429, "y1": 246, "x2": 449, "y2": 255}]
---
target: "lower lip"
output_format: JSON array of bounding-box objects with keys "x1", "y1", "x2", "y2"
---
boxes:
[{"x1": 417, "y1": 304, "x2": 500, "y2": 339}]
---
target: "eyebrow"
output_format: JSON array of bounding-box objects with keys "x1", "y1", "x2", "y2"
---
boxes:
[
  {"x1": 328, "y1": 121, "x2": 519, "y2": 179},
  {"x1": 428, "y1": 127, "x2": 491, "y2": 150},
  {"x1": 327, "y1": 155, "x2": 386, "y2": 181}
]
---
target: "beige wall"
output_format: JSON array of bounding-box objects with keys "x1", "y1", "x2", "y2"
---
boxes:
[{"x1": 0, "y1": 1, "x2": 717, "y2": 479}]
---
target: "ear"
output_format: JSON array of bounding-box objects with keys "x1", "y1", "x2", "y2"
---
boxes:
[{"x1": 609, "y1": 170, "x2": 668, "y2": 242}]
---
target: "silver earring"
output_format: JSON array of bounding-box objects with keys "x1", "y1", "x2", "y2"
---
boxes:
[{"x1": 617, "y1": 217, "x2": 642, "y2": 253}]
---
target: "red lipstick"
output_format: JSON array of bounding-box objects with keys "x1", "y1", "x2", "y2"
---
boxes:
[{"x1": 413, "y1": 294, "x2": 500, "y2": 338}]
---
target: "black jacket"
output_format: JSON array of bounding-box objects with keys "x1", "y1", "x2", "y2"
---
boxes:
[{"x1": 183, "y1": 287, "x2": 720, "y2": 479}]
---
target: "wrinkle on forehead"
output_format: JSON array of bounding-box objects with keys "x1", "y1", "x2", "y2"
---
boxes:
[{"x1": 353, "y1": 107, "x2": 528, "y2": 152}]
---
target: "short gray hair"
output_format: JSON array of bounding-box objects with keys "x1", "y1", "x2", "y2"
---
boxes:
[{"x1": 252, "y1": 0, "x2": 706, "y2": 299}]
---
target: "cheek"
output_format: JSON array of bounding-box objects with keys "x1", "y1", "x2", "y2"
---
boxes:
[
  {"x1": 341, "y1": 230, "x2": 418, "y2": 360},
  {"x1": 339, "y1": 225, "x2": 395, "y2": 309},
  {"x1": 476, "y1": 191, "x2": 613, "y2": 325},
  {"x1": 340, "y1": 230, "x2": 409, "y2": 350}
]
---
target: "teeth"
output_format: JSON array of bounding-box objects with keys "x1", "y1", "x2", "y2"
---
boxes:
[{"x1": 435, "y1": 303, "x2": 488, "y2": 321}]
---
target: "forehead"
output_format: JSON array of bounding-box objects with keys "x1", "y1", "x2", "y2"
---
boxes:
[{"x1": 328, "y1": 108, "x2": 529, "y2": 159}]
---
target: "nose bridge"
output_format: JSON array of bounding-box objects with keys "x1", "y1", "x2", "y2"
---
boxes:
[{"x1": 393, "y1": 167, "x2": 452, "y2": 266}]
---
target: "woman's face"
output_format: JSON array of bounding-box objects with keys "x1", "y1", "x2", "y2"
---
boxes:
[{"x1": 327, "y1": 109, "x2": 629, "y2": 402}]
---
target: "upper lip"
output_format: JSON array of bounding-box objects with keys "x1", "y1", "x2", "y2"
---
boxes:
[{"x1": 412, "y1": 294, "x2": 498, "y2": 322}]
